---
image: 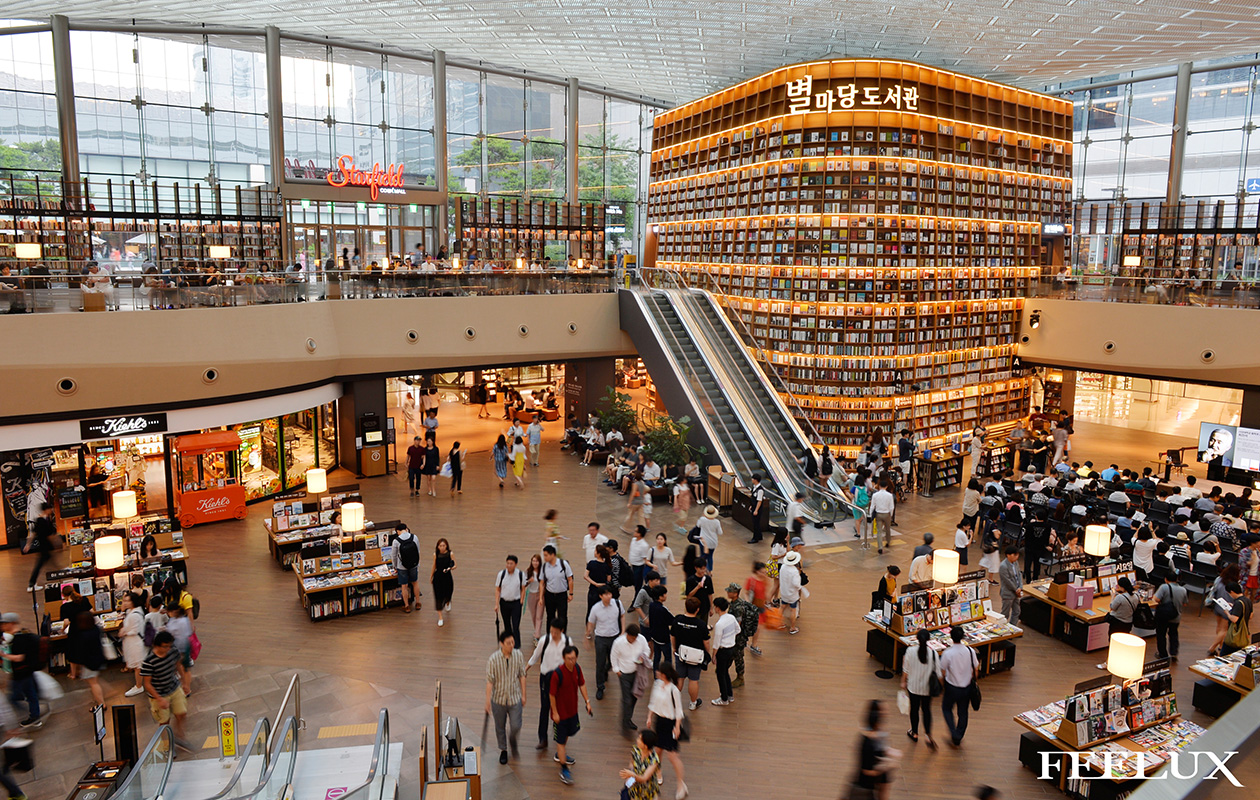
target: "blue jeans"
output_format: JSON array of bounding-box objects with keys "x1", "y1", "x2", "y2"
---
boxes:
[
  {"x1": 942, "y1": 682, "x2": 970, "y2": 744},
  {"x1": 700, "y1": 545, "x2": 715, "y2": 572},
  {"x1": 9, "y1": 674, "x2": 39, "y2": 720}
]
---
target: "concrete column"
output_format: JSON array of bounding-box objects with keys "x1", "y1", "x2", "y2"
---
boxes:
[
  {"x1": 50, "y1": 15, "x2": 81, "y2": 198},
  {"x1": 433, "y1": 50, "x2": 448, "y2": 248},
  {"x1": 563, "y1": 357, "x2": 616, "y2": 425},
  {"x1": 1166, "y1": 62, "x2": 1193, "y2": 209},
  {"x1": 264, "y1": 27, "x2": 288, "y2": 261},
  {"x1": 566, "y1": 77, "x2": 579, "y2": 203}
]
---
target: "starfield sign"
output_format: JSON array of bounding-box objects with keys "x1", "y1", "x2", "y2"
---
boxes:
[{"x1": 325, "y1": 155, "x2": 406, "y2": 200}]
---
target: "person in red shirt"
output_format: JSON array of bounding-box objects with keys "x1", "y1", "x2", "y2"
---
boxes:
[
  {"x1": 743, "y1": 562, "x2": 769, "y2": 656},
  {"x1": 548, "y1": 645, "x2": 591, "y2": 785},
  {"x1": 406, "y1": 436, "x2": 425, "y2": 496}
]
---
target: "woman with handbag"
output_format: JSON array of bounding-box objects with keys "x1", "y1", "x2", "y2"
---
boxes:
[
  {"x1": 1208, "y1": 564, "x2": 1242, "y2": 656},
  {"x1": 899, "y1": 629, "x2": 940, "y2": 749},
  {"x1": 1220, "y1": 582, "x2": 1253, "y2": 656},
  {"x1": 645, "y1": 664, "x2": 687, "y2": 800},
  {"x1": 66, "y1": 610, "x2": 106, "y2": 708}
]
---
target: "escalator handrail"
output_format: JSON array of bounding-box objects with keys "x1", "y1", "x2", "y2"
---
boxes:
[
  {"x1": 109, "y1": 725, "x2": 175, "y2": 800},
  {"x1": 270, "y1": 673, "x2": 305, "y2": 754},
  {"x1": 634, "y1": 289, "x2": 798, "y2": 518},
  {"x1": 340, "y1": 708, "x2": 390, "y2": 800},
  {"x1": 202, "y1": 717, "x2": 271, "y2": 800},
  {"x1": 634, "y1": 290, "x2": 768, "y2": 485},
  {"x1": 232, "y1": 715, "x2": 300, "y2": 800},
  {"x1": 639, "y1": 266, "x2": 828, "y2": 445},
  {"x1": 676, "y1": 288, "x2": 859, "y2": 521},
  {"x1": 641, "y1": 271, "x2": 856, "y2": 521}
]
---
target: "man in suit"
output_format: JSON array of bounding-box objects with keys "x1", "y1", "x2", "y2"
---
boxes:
[{"x1": 999, "y1": 547, "x2": 1024, "y2": 626}]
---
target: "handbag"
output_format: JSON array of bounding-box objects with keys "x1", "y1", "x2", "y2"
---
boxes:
[
  {"x1": 969, "y1": 681, "x2": 982, "y2": 711},
  {"x1": 100, "y1": 633, "x2": 119, "y2": 662},
  {"x1": 676, "y1": 716, "x2": 691, "y2": 742},
  {"x1": 928, "y1": 653, "x2": 943, "y2": 698},
  {"x1": 1224, "y1": 618, "x2": 1249, "y2": 651},
  {"x1": 34, "y1": 670, "x2": 63, "y2": 700},
  {"x1": 676, "y1": 644, "x2": 704, "y2": 665},
  {"x1": 896, "y1": 689, "x2": 910, "y2": 715},
  {"x1": 189, "y1": 632, "x2": 203, "y2": 661}
]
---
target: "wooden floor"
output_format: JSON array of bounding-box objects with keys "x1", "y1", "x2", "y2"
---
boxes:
[{"x1": 3, "y1": 409, "x2": 1256, "y2": 800}]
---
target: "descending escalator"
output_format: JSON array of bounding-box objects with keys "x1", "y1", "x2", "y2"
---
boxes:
[
  {"x1": 621, "y1": 286, "x2": 854, "y2": 525},
  {"x1": 637, "y1": 291, "x2": 772, "y2": 484}
]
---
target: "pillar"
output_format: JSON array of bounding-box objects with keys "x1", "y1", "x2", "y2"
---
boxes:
[
  {"x1": 1166, "y1": 62, "x2": 1193, "y2": 210},
  {"x1": 1239, "y1": 390, "x2": 1260, "y2": 430},
  {"x1": 337, "y1": 379, "x2": 388, "y2": 474},
  {"x1": 50, "y1": 15, "x2": 81, "y2": 199},
  {"x1": 433, "y1": 49, "x2": 449, "y2": 249},
  {"x1": 566, "y1": 77, "x2": 579, "y2": 202},
  {"x1": 563, "y1": 358, "x2": 616, "y2": 425},
  {"x1": 264, "y1": 26, "x2": 288, "y2": 260}
]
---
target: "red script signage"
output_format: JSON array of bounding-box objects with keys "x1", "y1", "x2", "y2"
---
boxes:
[{"x1": 326, "y1": 155, "x2": 406, "y2": 200}]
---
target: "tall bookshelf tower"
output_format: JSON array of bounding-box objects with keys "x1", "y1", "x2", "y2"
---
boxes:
[{"x1": 647, "y1": 60, "x2": 1072, "y2": 455}]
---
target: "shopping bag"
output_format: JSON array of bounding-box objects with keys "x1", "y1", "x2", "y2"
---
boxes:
[
  {"x1": 100, "y1": 634, "x2": 119, "y2": 662},
  {"x1": 440, "y1": 461, "x2": 452, "y2": 478},
  {"x1": 189, "y1": 632, "x2": 203, "y2": 661},
  {"x1": 34, "y1": 670, "x2": 63, "y2": 700},
  {"x1": 896, "y1": 689, "x2": 910, "y2": 715}
]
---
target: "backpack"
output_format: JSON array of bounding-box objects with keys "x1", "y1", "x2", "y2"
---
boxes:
[
  {"x1": 855, "y1": 486, "x2": 870, "y2": 508},
  {"x1": 398, "y1": 535, "x2": 420, "y2": 569},
  {"x1": 498, "y1": 569, "x2": 526, "y2": 594},
  {"x1": 614, "y1": 555, "x2": 634, "y2": 588},
  {"x1": 143, "y1": 618, "x2": 157, "y2": 647}
]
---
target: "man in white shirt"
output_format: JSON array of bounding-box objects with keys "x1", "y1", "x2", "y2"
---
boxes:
[
  {"x1": 581, "y1": 522, "x2": 609, "y2": 566},
  {"x1": 1107, "y1": 488, "x2": 1131, "y2": 509},
  {"x1": 785, "y1": 492, "x2": 807, "y2": 537},
  {"x1": 495, "y1": 555, "x2": 527, "y2": 649},
  {"x1": 627, "y1": 527, "x2": 653, "y2": 592},
  {"x1": 909, "y1": 551, "x2": 934, "y2": 585},
  {"x1": 710, "y1": 597, "x2": 741, "y2": 705},
  {"x1": 939, "y1": 626, "x2": 979, "y2": 746},
  {"x1": 641, "y1": 458, "x2": 662, "y2": 487},
  {"x1": 610, "y1": 622, "x2": 650, "y2": 730},
  {"x1": 1181, "y1": 476, "x2": 1203, "y2": 501},
  {"x1": 605, "y1": 427, "x2": 624, "y2": 449},
  {"x1": 585, "y1": 587, "x2": 623, "y2": 701},
  {"x1": 871, "y1": 479, "x2": 896, "y2": 554},
  {"x1": 539, "y1": 545, "x2": 574, "y2": 632},
  {"x1": 526, "y1": 620, "x2": 572, "y2": 749},
  {"x1": 778, "y1": 551, "x2": 803, "y2": 634},
  {"x1": 747, "y1": 474, "x2": 766, "y2": 544}
]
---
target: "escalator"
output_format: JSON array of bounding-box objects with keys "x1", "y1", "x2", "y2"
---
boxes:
[{"x1": 621, "y1": 284, "x2": 854, "y2": 525}]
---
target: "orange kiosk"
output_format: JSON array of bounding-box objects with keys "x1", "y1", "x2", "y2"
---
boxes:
[{"x1": 171, "y1": 431, "x2": 248, "y2": 528}]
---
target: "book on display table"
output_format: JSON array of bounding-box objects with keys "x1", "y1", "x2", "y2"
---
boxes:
[
  {"x1": 1014, "y1": 661, "x2": 1206, "y2": 798},
  {"x1": 863, "y1": 568, "x2": 1022, "y2": 676},
  {"x1": 1187, "y1": 643, "x2": 1258, "y2": 717}
]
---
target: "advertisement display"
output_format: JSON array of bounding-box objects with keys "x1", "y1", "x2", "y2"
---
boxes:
[{"x1": 1197, "y1": 421, "x2": 1260, "y2": 472}]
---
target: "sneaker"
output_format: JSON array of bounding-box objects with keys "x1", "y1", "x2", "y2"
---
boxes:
[
  {"x1": 553, "y1": 754, "x2": 576, "y2": 765},
  {"x1": 499, "y1": 750, "x2": 509, "y2": 765},
  {"x1": 174, "y1": 737, "x2": 195, "y2": 754},
  {"x1": 749, "y1": 646, "x2": 763, "y2": 656},
  {"x1": 19, "y1": 717, "x2": 43, "y2": 729},
  {"x1": 710, "y1": 698, "x2": 730, "y2": 706},
  {"x1": 559, "y1": 767, "x2": 573, "y2": 785},
  {"x1": 438, "y1": 619, "x2": 444, "y2": 627},
  {"x1": 687, "y1": 699, "x2": 701, "y2": 710},
  {"x1": 657, "y1": 772, "x2": 664, "y2": 786},
  {"x1": 596, "y1": 687, "x2": 605, "y2": 700},
  {"x1": 125, "y1": 686, "x2": 145, "y2": 697},
  {"x1": 731, "y1": 676, "x2": 745, "y2": 688}
]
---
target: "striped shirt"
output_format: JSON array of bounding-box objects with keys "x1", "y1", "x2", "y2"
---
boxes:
[
  {"x1": 485, "y1": 649, "x2": 526, "y2": 706},
  {"x1": 140, "y1": 648, "x2": 182, "y2": 697}
]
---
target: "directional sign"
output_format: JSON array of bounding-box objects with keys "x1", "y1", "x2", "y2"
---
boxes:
[{"x1": 1246, "y1": 177, "x2": 1260, "y2": 194}]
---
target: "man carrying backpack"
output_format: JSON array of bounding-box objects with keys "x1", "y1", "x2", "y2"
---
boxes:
[
  {"x1": 391, "y1": 523, "x2": 423, "y2": 613},
  {"x1": 1, "y1": 612, "x2": 42, "y2": 728},
  {"x1": 526, "y1": 620, "x2": 572, "y2": 751},
  {"x1": 606, "y1": 540, "x2": 634, "y2": 605},
  {"x1": 495, "y1": 555, "x2": 527, "y2": 648}
]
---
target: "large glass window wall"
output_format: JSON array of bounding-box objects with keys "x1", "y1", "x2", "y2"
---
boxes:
[
  {"x1": 1061, "y1": 57, "x2": 1260, "y2": 204},
  {"x1": 1, "y1": 21, "x2": 665, "y2": 259}
]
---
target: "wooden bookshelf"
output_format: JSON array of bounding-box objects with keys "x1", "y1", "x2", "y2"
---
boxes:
[
  {"x1": 648, "y1": 60, "x2": 1071, "y2": 454},
  {"x1": 454, "y1": 198, "x2": 606, "y2": 266},
  {"x1": 0, "y1": 176, "x2": 283, "y2": 272}
]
